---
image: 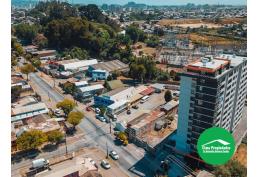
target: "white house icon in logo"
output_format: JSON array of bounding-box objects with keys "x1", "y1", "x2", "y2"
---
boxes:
[{"x1": 202, "y1": 139, "x2": 230, "y2": 148}]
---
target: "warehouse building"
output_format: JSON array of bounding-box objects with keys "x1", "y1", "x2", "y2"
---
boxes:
[
  {"x1": 88, "y1": 60, "x2": 129, "y2": 74},
  {"x1": 75, "y1": 84, "x2": 104, "y2": 102}
]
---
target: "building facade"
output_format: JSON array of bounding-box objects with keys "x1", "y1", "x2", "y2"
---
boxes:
[{"x1": 176, "y1": 54, "x2": 247, "y2": 154}]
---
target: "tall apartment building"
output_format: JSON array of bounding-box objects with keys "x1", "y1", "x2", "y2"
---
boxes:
[{"x1": 176, "y1": 54, "x2": 247, "y2": 154}]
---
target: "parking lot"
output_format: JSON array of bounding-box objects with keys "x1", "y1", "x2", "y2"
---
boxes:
[
  {"x1": 36, "y1": 148, "x2": 129, "y2": 177},
  {"x1": 116, "y1": 91, "x2": 166, "y2": 123}
]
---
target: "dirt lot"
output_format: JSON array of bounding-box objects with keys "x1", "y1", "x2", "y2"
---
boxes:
[
  {"x1": 158, "y1": 17, "x2": 246, "y2": 28},
  {"x1": 158, "y1": 19, "x2": 222, "y2": 28},
  {"x1": 233, "y1": 143, "x2": 247, "y2": 167},
  {"x1": 132, "y1": 42, "x2": 157, "y2": 57},
  {"x1": 176, "y1": 33, "x2": 242, "y2": 47}
]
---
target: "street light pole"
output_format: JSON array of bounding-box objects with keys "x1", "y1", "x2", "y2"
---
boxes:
[
  {"x1": 65, "y1": 133, "x2": 68, "y2": 155},
  {"x1": 106, "y1": 141, "x2": 109, "y2": 159}
]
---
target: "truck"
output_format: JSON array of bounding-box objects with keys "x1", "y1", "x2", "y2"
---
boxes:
[{"x1": 32, "y1": 158, "x2": 49, "y2": 169}]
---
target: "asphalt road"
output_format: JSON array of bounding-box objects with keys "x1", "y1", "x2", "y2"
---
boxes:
[{"x1": 12, "y1": 72, "x2": 150, "y2": 177}]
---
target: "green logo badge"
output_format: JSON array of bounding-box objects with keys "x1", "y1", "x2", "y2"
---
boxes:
[{"x1": 197, "y1": 127, "x2": 235, "y2": 165}]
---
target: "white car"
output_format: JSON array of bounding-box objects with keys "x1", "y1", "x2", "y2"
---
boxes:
[
  {"x1": 109, "y1": 150, "x2": 119, "y2": 160},
  {"x1": 87, "y1": 158, "x2": 96, "y2": 165},
  {"x1": 54, "y1": 109, "x2": 62, "y2": 116},
  {"x1": 101, "y1": 160, "x2": 111, "y2": 169},
  {"x1": 96, "y1": 114, "x2": 106, "y2": 122},
  {"x1": 95, "y1": 108, "x2": 100, "y2": 114}
]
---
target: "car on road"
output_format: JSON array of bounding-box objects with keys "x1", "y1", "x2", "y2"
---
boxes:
[
  {"x1": 101, "y1": 160, "x2": 111, "y2": 169},
  {"x1": 95, "y1": 108, "x2": 100, "y2": 114},
  {"x1": 54, "y1": 109, "x2": 62, "y2": 117},
  {"x1": 86, "y1": 106, "x2": 91, "y2": 111},
  {"x1": 109, "y1": 150, "x2": 119, "y2": 160},
  {"x1": 96, "y1": 114, "x2": 106, "y2": 122},
  {"x1": 127, "y1": 109, "x2": 131, "y2": 114},
  {"x1": 132, "y1": 105, "x2": 139, "y2": 109}
]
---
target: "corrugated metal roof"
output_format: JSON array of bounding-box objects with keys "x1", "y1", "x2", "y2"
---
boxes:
[
  {"x1": 90, "y1": 60, "x2": 128, "y2": 72},
  {"x1": 62, "y1": 59, "x2": 98, "y2": 70},
  {"x1": 74, "y1": 81, "x2": 88, "y2": 87},
  {"x1": 78, "y1": 84, "x2": 104, "y2": 93},
  {"x1": 107, "y1": 100, "x2": 128, "y2": 110}
]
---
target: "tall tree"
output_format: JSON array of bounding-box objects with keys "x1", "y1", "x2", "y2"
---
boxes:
[
  {"x1": 16, "y1": 130, "x2": 47, "y2": 151},
  {"x1": 15, "y1": 24, "x2": 38, "y2": 43},
  {"x1": 79, "y1": 4, "x2": 105, "y2": 23},
  {"x1": 47, "y1": 130, "x2": 64, "y2": 144},
  {"x1": 164, "y1": 90, "x2": 172, "y2": 102},
  {"x1": 20, "y1": 64, "x2": 35, "y2": 81},
  {"x1": 67, "y1": 111, "x2": 84, "y2": 129},
  {"x1": 56, "y1": 99, "x2": 76, "y2": 116},
  {"x1": 11, "y1": 86, "x2": 22, "y2": 102}
]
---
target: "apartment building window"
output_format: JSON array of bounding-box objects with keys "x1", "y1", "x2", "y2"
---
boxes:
[
  {"x1": 198, "y1": 100, "x2": 203, "y2": 105},
  {"x1": 199, "y1": 86, "x2": 203, "y2": 91}
]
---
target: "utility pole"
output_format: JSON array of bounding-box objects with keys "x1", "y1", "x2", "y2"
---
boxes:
[
  {"x1": 53, "y1": 77, "x2": 55, "y2": 88},
  {"x1": 106, "y1": 141, "x2": 109, "y2": 159},
  {"x1": 65, "y1": 133, "x2": 68, "y2": 155}
]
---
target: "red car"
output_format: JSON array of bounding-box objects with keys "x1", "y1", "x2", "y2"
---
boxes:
[{"x1": 86, "y1": 106, "x2": 91, "y2": 112}]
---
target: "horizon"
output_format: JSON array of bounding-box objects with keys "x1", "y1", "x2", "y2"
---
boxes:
[
  {"x1": 70, "y1": 0, "x2": 246, "y2": 6},
  {"x1": 12, "y1": 0, "x2": 247, "y2": 6}
]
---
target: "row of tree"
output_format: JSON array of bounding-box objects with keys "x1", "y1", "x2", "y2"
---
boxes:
[
  {"x1": 214, "y1": 160, "x2": 247, "y2": 177},
  {"x1": 129, "y1": 56, "x2": 170, "y2": 82},
  {"x1": 16, "y1": 130, "x2": 64, "y2": 151}
]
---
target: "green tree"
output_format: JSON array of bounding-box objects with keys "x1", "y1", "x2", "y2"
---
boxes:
[
  {"x1": 214, "y1": 166, "x2": 231, "y2": 177},
  {"x1": 63, "y1": 47, "x2": 89, "y2": 60},
  {"x1": 67, "y1": 111, "x2": 84, "y2": 129},
  {"x1": 138, "y1": 64, "x2": 146, "y2": 83},
  {"x1": 31, "y1": 58, "x2": 42, "y2": 68},
  {"x1": 56, "y1": 99, "x2": 76, "y2": 116},
  {"x1": 14, "y1": 24, "x2": 38, "y2": 43},
  {"x1": 227, "y1": 160, "x2": 247, "y2": 177},
  {"x1": 13, "y1": 42, "x2": 24, "y2": 55},
  {"x1": 11, "y1": 86, "x2": 22, "y2": 102},
  {"x1": 16, "y1": 130, "x2": 47, "y2": 150},
  {"x1": 47, "y1": 130, "x2": 64, "y2": 144},
  {"x1": 164, "y1": 90, "x2": 172, "y2": 102},
  {"x1": 214, "y1": 160, "x2": 247, "y2": 177},
  {"x1": 145, "y1": 35, "x2": 159, "y2": 48},
  {"x1": 126, "y1": 25, "x2": 140, "y2": 43},
  {"x1": 62, "y1": 81, "x2": 76, "y2": 94},
  {"x1": 117, "y1": 132, "x2": 128, "y2": 142},
  {"x1": 20, "y1": 64, "x2": 35, "y2": 81},
  {"x1": 11, "y1": 55, "x2": 18, "y2": 67},
  {"x1": 117, "y1": 131, "x2": 129, "y2": 146},
  {"x1": 79, "y1": 4, "x2": 105, "y2": 23},
  {"x1": 33, "y1": 34, "x2": 48, "y2": 49}
]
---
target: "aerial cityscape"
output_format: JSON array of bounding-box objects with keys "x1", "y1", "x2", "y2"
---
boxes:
[{"x1": 11, "y1": 0, "x2": 247, "y2": 177}]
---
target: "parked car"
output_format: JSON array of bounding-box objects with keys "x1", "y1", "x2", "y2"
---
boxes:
[
  {"x1": 95, "y1": 108, "x2": 100, "y2": 114},
  {"x1": 132, "y1": 105, "x2": 139, "y2": 109},
  {"x1": 86, "y1": 106, "x2": 91, "y2": 112},
  {"x1": 127, "y1": 109, "x2": 131, "y2": 114},
  {"x1": 109, "y1": 150, "x2": 119, "y2": 160},
  {"x1": 54, "y1": 109, "x2": 62, "y2": 116},
  {"x1": 96, "y1": 114, "x2": 106, "y2": 122},
  {"x1": 101, "y1": 160, "x2": 111, "y2": 169}
]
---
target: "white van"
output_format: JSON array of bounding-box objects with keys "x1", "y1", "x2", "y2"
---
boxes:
[
  {"x1": 140, "y1": 95, "x2": 150, "y2": 103},
  {"x1": 32, "y1": 158, "x2": 49, "y2": 169}
]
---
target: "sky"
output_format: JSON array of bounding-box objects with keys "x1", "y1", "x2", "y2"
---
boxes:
[{"x1": 70, "y1": 0, "x2": 247, "y2": 6}]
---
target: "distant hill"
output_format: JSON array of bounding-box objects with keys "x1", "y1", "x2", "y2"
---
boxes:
[{"x1": 12, "y1": 0, "x2": 38, "y2": 8}]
